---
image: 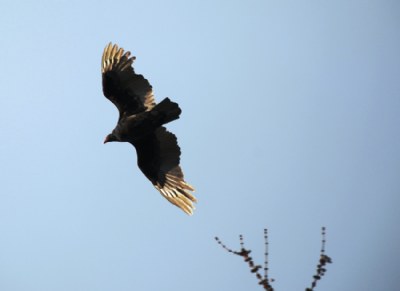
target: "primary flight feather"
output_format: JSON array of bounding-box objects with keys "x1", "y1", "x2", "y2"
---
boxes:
[{"x1": 101, "y1": 43, "x2": 196, "y2": 215}]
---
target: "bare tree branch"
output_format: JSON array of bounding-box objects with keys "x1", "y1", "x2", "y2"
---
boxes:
[
  {"x1": 306, "y1": 227, "x2": 333, "y2": 291},
  {"x1": 215, "y1": 227, "x2": 332, "y2": 291}
]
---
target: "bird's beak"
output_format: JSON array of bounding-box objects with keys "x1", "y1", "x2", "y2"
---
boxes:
[{"x1": 103, "y1": 137, "x2": 108, "y2": 144}]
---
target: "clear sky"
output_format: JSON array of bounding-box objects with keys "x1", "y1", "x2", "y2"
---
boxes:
[{"x1": 0, "y1": 1, "x2": 399, "y2": 290}]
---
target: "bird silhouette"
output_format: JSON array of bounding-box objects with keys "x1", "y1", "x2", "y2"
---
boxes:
[{"x1": 101, "y1": 43, "x2": 196, "y2": 215}]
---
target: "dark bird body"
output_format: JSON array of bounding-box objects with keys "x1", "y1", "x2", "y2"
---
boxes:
[{"x1": 101, "y1": 43, "x2": 196, "y2": 215}]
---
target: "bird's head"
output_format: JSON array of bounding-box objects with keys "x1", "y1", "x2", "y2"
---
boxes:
[{"x1": 104, "y1": 133, "x2": 118, "y2": 144}]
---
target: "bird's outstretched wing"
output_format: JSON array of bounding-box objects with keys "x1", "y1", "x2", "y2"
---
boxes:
[
  {"x1": 102, "y1": 43, "x2": 156, "y2": 117},
  {"x1": 131, "y1": 127, "x2": 196, "y2": 215}
]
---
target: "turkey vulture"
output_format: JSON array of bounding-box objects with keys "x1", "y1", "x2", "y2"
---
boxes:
[{"x1": 101, "y1": 43, "x2": 196, "y2": 215}]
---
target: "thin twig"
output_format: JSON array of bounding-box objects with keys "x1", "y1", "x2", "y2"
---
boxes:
[
  {"x1": 215, "y1": 230, "x2": 274, "y2": 291},
  {"x1": 305, "y1": 227, "x2": 333, "y2": 291}
]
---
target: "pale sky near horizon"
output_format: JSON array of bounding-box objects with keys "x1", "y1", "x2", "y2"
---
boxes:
[{"x1": 0, "y1": 1, "x2": 399, "y2": 290}]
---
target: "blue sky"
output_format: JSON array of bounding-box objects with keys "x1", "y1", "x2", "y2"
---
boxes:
[{"x1": 0, "y1": 0, "x2": 399, "y2": 290}]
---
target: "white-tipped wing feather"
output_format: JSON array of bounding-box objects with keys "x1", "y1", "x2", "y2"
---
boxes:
[
  {"x1": 132, "y1": 127, "x2": 196, "y2": 215},
  {"x1": 102, "y1": 43, "x2": 155, "y2": 116}
]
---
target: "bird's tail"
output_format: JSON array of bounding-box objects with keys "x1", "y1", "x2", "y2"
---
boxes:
[{"x1": 151, "y1": 98, "x2": 182, "y2": 125}]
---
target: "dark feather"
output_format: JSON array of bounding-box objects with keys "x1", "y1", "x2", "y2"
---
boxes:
[
  {"x1": 131, "y1": 127, "x2": 196, "y2": 215},
  {"x1": 102, "y1": 43, "x2": 155, "y2": 117}
]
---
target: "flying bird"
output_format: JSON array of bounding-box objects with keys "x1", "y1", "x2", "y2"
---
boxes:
[{"x1": 101, "y1": 43, "x2": 196, "y2": 215}]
